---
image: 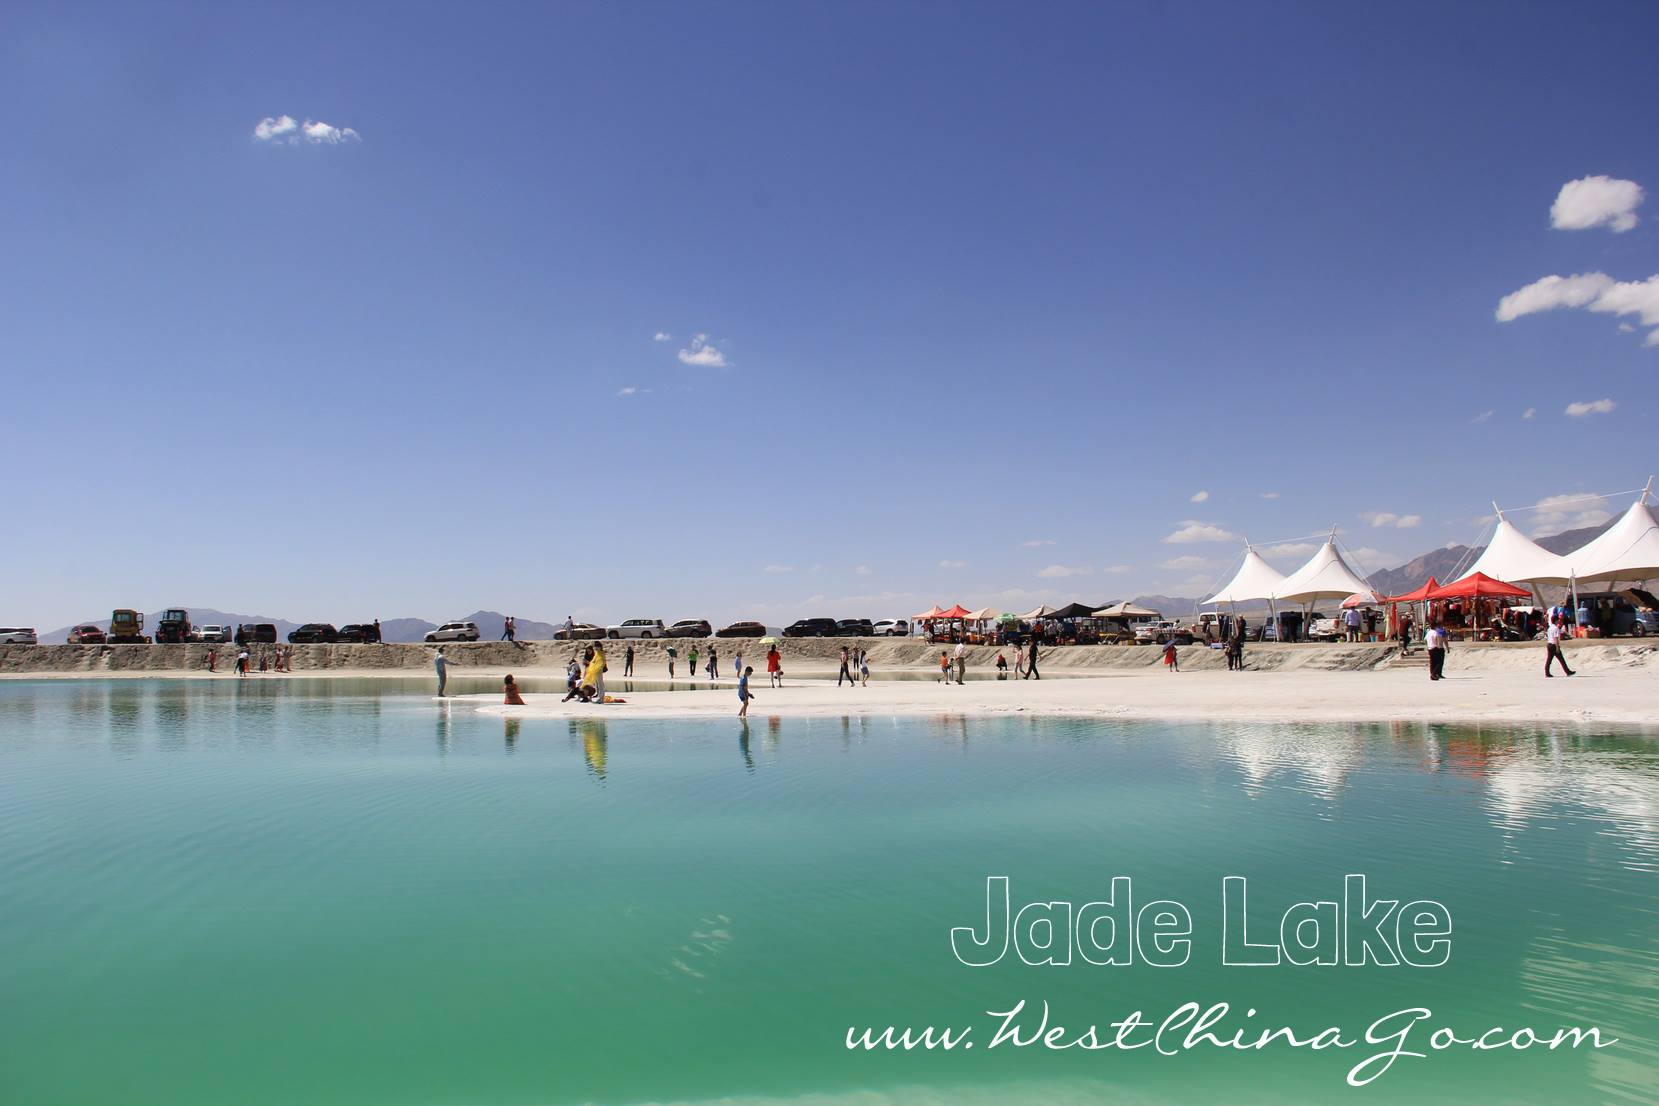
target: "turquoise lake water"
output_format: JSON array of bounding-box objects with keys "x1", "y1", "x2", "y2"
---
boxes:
[{"x1": 1, "y1": 679, "x2": 1656, "y2": 1105}]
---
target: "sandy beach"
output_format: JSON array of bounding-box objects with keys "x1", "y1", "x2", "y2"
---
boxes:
[{"x1": 8, "y1": 639, "x2": 1653, "y2": 728}]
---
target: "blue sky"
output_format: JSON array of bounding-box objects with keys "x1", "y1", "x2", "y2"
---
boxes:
[{"x1": 3, "y1": 1, "x2": 1656, "y2": 629}]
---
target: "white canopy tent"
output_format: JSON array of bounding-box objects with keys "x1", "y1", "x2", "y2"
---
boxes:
[
  {"x1": 1464, "y1": 513, "x2": 1574, "y2": 585},
  {"x1": 1274, "y1": 538, "x2": 1373, "y2": 604},
  {"x1": 1567, "y1": 495, "x2": 1659, "y2": 584},
  {"x1": 1202, "y1": 546, "x2": 1286, "y2": 606}
]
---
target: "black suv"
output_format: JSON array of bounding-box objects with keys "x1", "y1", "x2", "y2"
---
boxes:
[
  {"x1": 834, "y1": 618, "x2": 874, "y2": 637},
  {"x1": 337, "y1": 623, "x2": 382, "y2": 644},
  {"x1": 235, "y1": 623, "x2": 277, "y2": 645},
  {"x1": 784, "y1": 617, "x2": 839, "y2": 638},
  {"x1": 288, "y1": 623, "x2": 340, "y2": 644}
]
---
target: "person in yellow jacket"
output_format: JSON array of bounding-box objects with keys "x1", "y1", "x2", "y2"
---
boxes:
[{"x1": 584, "y1": 642, "x2": 608, "y2": 703}]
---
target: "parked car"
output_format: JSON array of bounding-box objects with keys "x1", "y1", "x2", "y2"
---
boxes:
[
  {"x1": 1307, "y1": 617, "x2": 1345, "y2": 642},
  {"x1": 193, "y1": 624, "x2": 232, "y2": 644},
  {"x1": 664, "y1": 619, "x2": 713, "y2": 638},
  {"x1": 834, "y1": 618, "x2": 874, "y2": 637},
  {"x1": 288, "y1": 623, "x2": 340, "y2": 644},
  {"x1": 337, "y1": 623, "x2": 382, "y2": 644},
  {"x1": 552, "y1": 623, "x2": 606, "y2": 640},
  {"x1": 607, "y1": 618, "x2": 665, "y2": 639},
  {"x1": 235, "y1": 623, "x2": 278, "y2": 645},
  {"x1": 1577, "y1": 589, "x2": 1659, "y2": 637},
  {"x1": 1133, "y1": 620, "x2": 1193, "y2": 646},
  {"x1": 872, "y1": 618, "x2": 910, "y2": 637},
  {"x1": 0, "y1": 627, "x2": 39, "y2": 645},
  {"x1": 154, "y1": 608, "x2": 192, "y2": 644},
  {"x1": 715, "y1": 620, "x2": 767, "y2": 638},
  {"x1": 784, "y1": 618, "x2": 839, "y2": 638},
  {"x1": 68, "y1": 624, "x2": 106, "y2": 645},
  {"x1": 425, "y1": 621, "x2": 481, "y2": 643}
]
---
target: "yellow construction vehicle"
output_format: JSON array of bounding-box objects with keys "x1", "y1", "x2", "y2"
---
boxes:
[{"x1": 108, "y1": 609, "x2": 151, "y2": 644}]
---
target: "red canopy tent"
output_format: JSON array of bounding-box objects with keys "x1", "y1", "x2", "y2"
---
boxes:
[
  {"x1": 1425, "y1": 573, "x2": 1530, "y2": 600},
  {"x1": 937, "y1": 604, "x2": 972, "y2": 618},
  {"x1": 1382, "y1": 577, "x2": 1439, "y2": 604}
]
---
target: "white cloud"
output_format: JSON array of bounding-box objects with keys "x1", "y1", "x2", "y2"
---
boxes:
[
  {"x1": 253, "y1": 115, "x2": 359, "y2": 144},
  {"x1": 1522, "y1": 407, "x2": 1536, "y2": 419},
  {"x1": 855, "y1": 565, "x2": 872, "y2": 576},
  {"x1": 653, "y1": 331, "x2": 672, "y2": 342},
  {"x1": 1102, "y1": 564, "x2": 1132, "y2": 574},
  {"x1": 1259, "y1": 491, "x2": 1281, "y2": 500},
  {"x1": 1496, "y1": 271, "x2": 1659, "y2": 346},
  {"x1": 939, "y1": 559, "x2": 966, "y2": 569},
  {"x1": 616, "y1": 386, "x2": 640, "y2": 397},
  {"x1": 1189, "y1": 490, "x2": 1209, "y2": 503},
  {"x1": 762, "y1": 565, "x2": 795, "y2": 574},
  {"x1": 677, "y1": 333, "x2": 727, "y2": 367},
  {"x1": 1360, "y1": 511, "x2": 1420, "y2": 529},
  {"x1": 1162, "y1": 520, "x2": 1239, "y2": 544},
  {"x1": 1260, "y1": 542, "x2": 1319, "y2": 564},
  {"x1": 253, "y1": 115, "x2": 298, "y2": 140},
  {"x1": 1618, "y1": 323, "x2": 1635, "y2": 333},
  {"x1": 1564, "y1": 398, "x2": 1616, "y2": 417},
  {"x1": 1036, "y1": 564, "x2": 1093, "y2": 578},
  {"x1": 1019, "y1": 538, "x2": 1055, "y2": 547},
  {"x1": 1158, "y1": 555, "x2": 1210, "y2": 571},
  {"x1": 1529, "y1": 494, "x2": 1613, "y2": 538},
  {"x1": 1550, "y1": 175, "x2": 1644, "y2": 233},
  {"x1": 1471, "y1": 409, "x2": 1494, "y2": 424}
]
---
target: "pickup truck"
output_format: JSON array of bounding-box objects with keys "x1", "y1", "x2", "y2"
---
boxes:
[{"x1": 1134, "y1": 620, "x2": 1194, "y2": 646}]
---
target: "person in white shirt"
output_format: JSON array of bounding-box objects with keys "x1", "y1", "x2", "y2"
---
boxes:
[
  {"x1": 1425, "y1": 623, "x2": 1448, "y2": 681},
  {"x1": 953, "y1": 641, "x2": 967, "y2": 685},
  {"x1": 1544, "y1": 615, "x2": 1576, "y2": 677}
]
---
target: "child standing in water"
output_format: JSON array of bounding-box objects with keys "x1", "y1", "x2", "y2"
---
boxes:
[{"x1": 738, "y1": 666, "x2": 756, "y2": 718}]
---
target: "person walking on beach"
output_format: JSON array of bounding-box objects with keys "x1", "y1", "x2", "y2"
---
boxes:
[
  {"x1": 666, "y1": 644, "x2": 677, "y2": 678},
  {"x1": 1545, "y1": 615, "x2": 1576, "y2": 677},
  {"x1": 939, "y1": 651, "x2": 951, "y2": 683},
  {"x1": 205, "y1": 649, "x2": 216, "y2": 673},
  {"x1": 501, "y1": 615, "x2": 515, "y2": 642},
  {"x1": 587, "y1": 643, "x2": 608, "y2": 703},
  {"x1": 1025, "y1": 641, "x2": 1041, "y2": 680},
  {"x1": 838, "y1": 645, "x2": 854, "y2": 687},
  {"x1": 1163, "y1": 639, "x2": 1179, "y2": 671},
  {"x1": 953, "y1": 641, "x2": 966, "y2": 685},
  {"x1": 860, "y1": 648, "x2": 870, "y2": 687},
  {"x1": 707, "y1": 646, "x2": 719, "y2": 680},
  {"x1": 624, "y1": 644, "x2": 634, "y2": 677},
  {"x1": 732, "y1": 649, "x2": 743, "y2": 683},
  {"x1": 1425, "y1": 623, "x2": 1448, "y2": 681},
  {"x1": 738, "y1": 666, "x2": 756, "y2": 719},
  {"x1": 1012, "y1": 643, "x2": 1025, "y2": 678},
  {"x1": 688, "y1": 644, "x2": 699, "y2": 680},
  {"x1": 1397, "y1": 612, "x2": 1414, "y2": 656},
  {"x1": 766, "y1": 644, "x2": 782, "y2": 688},
  {"x1": 236, "y1": 649, "x2": 250, "y2": 677},
  {"x1": 434, "y1": 648, "x2": 452, "y2": 696}
]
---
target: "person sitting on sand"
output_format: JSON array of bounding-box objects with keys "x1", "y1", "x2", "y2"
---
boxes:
[{"x1": 503, "y1": 674, "x2": 526, "y2": 705}]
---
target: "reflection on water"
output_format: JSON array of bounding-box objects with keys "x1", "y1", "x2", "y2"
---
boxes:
[{"x1": 0, "y1": 679, "x2": 1655, "y2": 1106}]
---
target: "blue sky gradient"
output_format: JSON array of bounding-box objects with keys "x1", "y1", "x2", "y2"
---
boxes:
[{"x1": 3, "y1": 1, "x2": 1656, "y2": 628}]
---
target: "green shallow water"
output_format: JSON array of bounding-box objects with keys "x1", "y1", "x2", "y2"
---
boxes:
[{"x1": 2, "y1": 679, "x2": 1656, "y2": 1105}]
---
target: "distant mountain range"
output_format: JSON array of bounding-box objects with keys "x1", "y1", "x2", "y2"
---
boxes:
[{"x1": 35, "y1": 523, "x2": 1621, "y2": 640}]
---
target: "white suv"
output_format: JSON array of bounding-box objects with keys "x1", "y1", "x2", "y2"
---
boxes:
[
  {"x1": 873, "y1": 619, "x2": 910, "y2": 636},
  {"x1": 0, "y1": 627, "x2": 39, "y2": 645},
  {"x1": 193, "y1": 625, "x2": 232, "y2": 643},
  {"x1": 607, "y1": 618, "x2": 665, "y2": 639},
  {"x1": 425, "y1": 621, "x2": 481, "y2": 643}
]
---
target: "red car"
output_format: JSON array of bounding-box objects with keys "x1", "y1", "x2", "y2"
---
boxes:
[{"x1": 68, "y1": 624, "x2": 107, "y2": 645}]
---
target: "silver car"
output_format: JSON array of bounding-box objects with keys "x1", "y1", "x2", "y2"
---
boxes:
[{"x1": 424, "y1": 621, "x2": 481, "y2": 643}]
